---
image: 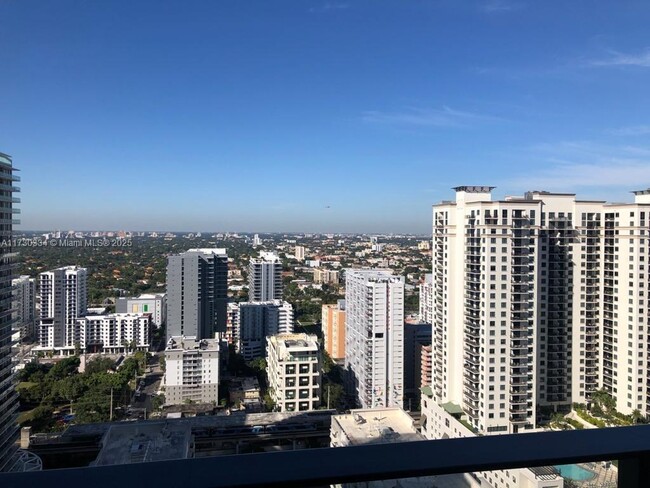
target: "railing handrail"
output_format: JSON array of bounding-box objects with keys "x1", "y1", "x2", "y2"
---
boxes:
[{"x1": 2, "y1": 425, "x2": 650, "y2": 487}]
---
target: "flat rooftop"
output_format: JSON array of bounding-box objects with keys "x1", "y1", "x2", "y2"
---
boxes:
[
  {"x1": 332, "y1": 408, "x2": 422, "y2": 445},
  {"x1": 93, "y1": 421, "x2": 192, "y2": 466}
]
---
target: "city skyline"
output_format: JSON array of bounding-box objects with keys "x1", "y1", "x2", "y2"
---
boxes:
[{"x1": 2, "y1": 1, "x2": 650, "y2": 233}]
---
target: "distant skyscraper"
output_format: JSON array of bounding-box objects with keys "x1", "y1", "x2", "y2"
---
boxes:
[
  {"x1": 248, "y1": 251, "x2": 282, "y2": 302},
  {"x1": 166, "y1": 248, "x2": 228, "y2": 340},
  {"x1": 12, "y1": 275, "x2": 35, "y2": 342},
  {"x1": 344, "y1": 269, "x2": 404, "y2": 409},
  {"x1": 252, "y1": 234, "x2": 262, "y2": 247},
  {"x1": 37, "y1": 266, "x2": 87, "y2": 353},
  {"x1": 0, "y1": 152, "x2": 20, "y2": 471}
]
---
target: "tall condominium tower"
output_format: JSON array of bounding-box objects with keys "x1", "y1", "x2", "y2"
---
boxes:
[
  {"x1": 430, "y1": 186, "x2": 650, "y2": 435},
  {"x1": 248, "y1": 251, "x2": 282, "y2": 302},
  {"x1": 37, "y1": 266, "x2": 87, "y2": 353},
  {"x1": 166, "y1": 248, "x2": 228, "y2": 340},
  {"x1": 0, "y1": 153, "x2": 20, "y2": 471},
  {"x1": 344, "y1": 269, "x2": 404, "y2": 409},
  {"x1": 12, "y1": 275, "x2": 35, "y2": 342},
  {"x1": 233, "y1": 300, "x2": 294, "y2": 360}
]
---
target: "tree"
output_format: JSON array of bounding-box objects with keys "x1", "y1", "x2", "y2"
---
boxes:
[
  {"x1": 152, "y1": 394, "x2": 165, "y2": 410},
  {"x1": 631, "y1": 409, "x2": 643, "y2": 425},
  {"x1": 46, "y1": 356, "x2": 80, "y2": 381},
  {"x1": 85, "y1": 357, "x2": 116, "y2": 375},
  {"x1": 263, "y1": 389, "x2": 276, "y2": 412}
]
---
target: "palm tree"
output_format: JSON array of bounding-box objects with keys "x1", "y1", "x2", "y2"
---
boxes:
[{"x1": 631, "y1": 409, "x2": 643, "y2": 425}]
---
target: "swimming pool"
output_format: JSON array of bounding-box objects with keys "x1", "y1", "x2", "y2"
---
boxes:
[{"x1": 553, "y1": 464, "x2": 596, "y2": 481}]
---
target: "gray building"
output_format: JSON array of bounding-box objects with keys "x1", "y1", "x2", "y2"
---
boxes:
[
  {"x1": 234, "y1": 300, "x2": 294, "y2": 360},
  {"x1": 403, "y1": 320, "x2": 432, "y2": 410},
  {"x1": 12, "y1": 275, "x2": 35, "y2": 342},
  {"x1": 0, "y1": 153, "x2": 20, "y2": 471},
  {"x1": 248, "y1": 251, "x2": 282, "y2": 302},
  {"x1": 166, "y1": 249, "x2": 228, "y2": 340},
  {"x1": 116, "y1": 293, "x2": 166, "y2": 328}
]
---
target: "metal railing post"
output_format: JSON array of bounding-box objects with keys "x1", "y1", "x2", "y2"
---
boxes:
[{"x1": 619, "y1": 454, "x2": 650, "y2": 488}]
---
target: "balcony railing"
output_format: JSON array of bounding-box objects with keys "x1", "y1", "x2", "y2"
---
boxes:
[{"x1": 2, "y1": 425, "x2": 650, "y2": 487}]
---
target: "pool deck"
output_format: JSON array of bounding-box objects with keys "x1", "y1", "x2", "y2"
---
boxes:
[{"x1": 571, "y1": 462, "x2": 618, "y2": 487}]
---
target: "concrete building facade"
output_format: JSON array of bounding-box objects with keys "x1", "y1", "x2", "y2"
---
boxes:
[
  {"x1": 248, "y1": 252, "x2": 282, "y2": 302},
  {"x1": 344, "y1": 269, "x2": 404, "y2": 409},
  {"x1": 0, "y1": 153, "x2": 20, "y2": 471},
  {"x1": 233, "y1": 300, "x2": 294, "y2": 360},
  {"x1": 78, "y1": 313, "x2": 151, "y2": 354},
  {"x1": 166, "y1": 249, "x2": 228, "y2": 340},
  {"x1": 321, "y1": 300, "x2": 346, "y2": 360},
  {"x1": 116, "y1": 293, "x2": 166, "y2": 328},
  {"x1": 12, "y1": 275, "x2": 35, "y2": 342},
  {"x1": 164, "y1": 336, "x2": 220, "y2": 406},
  {"x1": 267, "y1": 333, "x2": 321, "y2": 412},
  {"x1": 418, "y1": 273, "x2": 433, "y2": 324},
  {"x1": 431, "y1": 185, "x2": 650, "y2": 434},
  {"x1": 37, "y1": 266, "x2": 87, "y2": 353}
]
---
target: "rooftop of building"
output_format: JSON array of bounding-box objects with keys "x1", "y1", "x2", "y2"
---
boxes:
[
  {"x1": 184, "y1": 248, "x2": 227, "y2": 255},
  {"x1": 229, "y1": 377, "x2": 261, "y2": 392},
  {"x1": 166, "y1": 336, "x2": 220, "y2": 351},
  {"x1": 92, "y1": 421, "x2": 192, "y2": 466},
  {"x1": 268, "y1": 333, "x2": 319, "y2": 356},
  {"x1": 332, "y1": 408, "x2": 422, "y2": 446}
]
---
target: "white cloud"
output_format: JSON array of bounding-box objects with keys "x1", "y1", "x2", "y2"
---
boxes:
[
  {"x1": 590, "y1": 48, "x2": 650, "y2": 68},
  {"x1": 362, "y1": 106, "x2": 500, "y2": 128},
  {"x1": 609, "y1": 125, "x2": 650, "y2": 136}
]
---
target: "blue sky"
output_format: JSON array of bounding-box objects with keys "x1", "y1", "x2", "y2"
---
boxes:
[{"x1": 1, "y1": 0, "x2": 650, "y2": 233}]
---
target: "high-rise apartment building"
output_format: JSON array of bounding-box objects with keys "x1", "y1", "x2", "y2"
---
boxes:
[
  {"x1": 403, "y1": 320, "x2": 432, "y2": 409},
  {"x1": 321, "y1": 300, "x2": 346, "y2": 360},
  {"x1": 233, "y1": 300, "x2": 294, "y2": 360},
  {"x1": 430, "y1": 186, "x2": 650, "y2": 434},
  {"x1": 0, "y1": 153, "x2": 20, "y2": 471},
  {"x1": 164, "y1": 336, "x2": 220, "y2": 405},
  {"x1": 12, "y1": 275, "x2": 35, "y2": 342},
  {"x1": 294, "y1": 245, "x2": 305, "y2": 261},
  {"x1": 248, "y1": 251, "x2": 282, "y2": 302},
  {"x1": 344, "y1": 269, "x2": 404, "y2": 409},
  {"x1": 418, "y1": 273, "x2": 433, "y2": 324},
  {"x1": 267, "y1": 333, "x2": 321, "y2": 412},
  {"x1": 166, "y1": 249, "x2": 228, "y2": 340},
  {"x1": 37, "y1": 266, "x2": 87, "y2": 353},
  {"x1": 116, "y1": 293, "x2": 166, "y2": 327}
]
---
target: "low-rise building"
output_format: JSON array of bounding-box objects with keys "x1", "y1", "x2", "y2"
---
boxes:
[
  {"x1": 79, "y1": 313, "x2": 151, "y2": 354},
  {"x1": 330, "y1": 407, "x2": 440, "y2": 488},
  {"x1": 164, "y1": 336, "x2": 220, "y2": 406},
  {"x1": 313, "y1": 268, "x2": 339, "y2": 285},
  {"x1": 267, "y1": 333, "x2": 321, "y2": 412},
  {"x1": 228, "y1": 377, "x2": 262, "y2": 412}
]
